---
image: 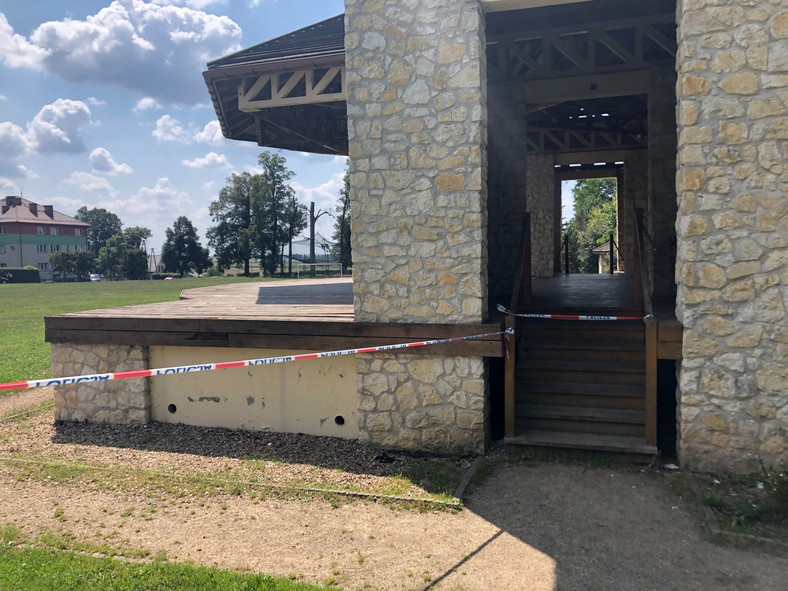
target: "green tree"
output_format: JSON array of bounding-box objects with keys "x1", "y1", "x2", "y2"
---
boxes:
[
  {"x1": 75, "y1": 207, "x2": 122, "y2": 255},
  {"x1": 331, "y1": 169, "x2": 351, "y2": 271},
  {"x1": 121, "y1": 226, "x2": 152, "y2": 251},
  {"x1": 161, "y1": 216, "x2": 211, "y2": 277},
  {"x1": 207, "y1": 172, "x2": 257, "y2": 275},
  {"x1": 124, "y1": 248, "x2": 149, "y2": 280},
  {"x1": 565, "y1": 178, "x2": 617, "y2": 273},
  {"x1": 48, "y1": 251, "x2": 74, "y2": 282},
  {"x1": 96, "y1": 233, "x2": 127, "y2": 278},
  {"x1": 253, "y1": 151, "x2": 297, "y2": 277},
  {"x1": 73, "y1": 251, "x2": 96, "y2": 281}
]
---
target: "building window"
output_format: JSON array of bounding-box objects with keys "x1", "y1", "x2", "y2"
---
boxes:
[
  {"x1": 74, "y1": 228, "x2": 83, "y2": 237},
  {"x1": 0, "y1": 226, "x2": 4, "y2": 234},
  {"x1": 49, "y1": 227, "x2": 59, "y2": 236},
  {"x1": 0, "y1": 245, "x2": 5, "y2": 253},
  {"x1": 50, "y1": 244, "x2": 61, "y2": 252},
  {"x1": 37, "y1": 244, "x2": 47, "y2": 253},
  {"x1": 37, "y1": 226, "x2": 45, "y2": 235},
  {"x1": 38, "y1": 263, "x2": 48, "y2": 270},
  {"x1": 0, "y1": 263, "x2": 6, "y2": 268}
]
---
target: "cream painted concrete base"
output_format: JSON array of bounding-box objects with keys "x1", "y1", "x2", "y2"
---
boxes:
[{"x1": 150, "y1": 346, "x2": 358, "y2": 439}]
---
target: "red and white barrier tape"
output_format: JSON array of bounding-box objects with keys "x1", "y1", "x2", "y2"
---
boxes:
[
  {"x1": 0, "y1": 329, "x2": 509, "y2": 392},
  {"x1": 497, "y1": 303, "x2": 649, "y2": 322}
]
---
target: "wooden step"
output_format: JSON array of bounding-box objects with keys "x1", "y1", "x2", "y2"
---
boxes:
[
  {"x1": 515, "y1": 416, "x2": 644, "y2": 437},
  {"x1": 516, "y1": 404, "x2": 645, "y2": 424},
  {"x1": 515, "y1": 380, "x2": 645, "y2": 410},
  {"x1": 506, "y1": 429, "x2": 658, "y2": 458},
  {"x1": 516, "y1": 358, "x2": 645, "y2": 375},
  {"x1": 518, "y1": 343, "x2": 645, "y2": 363}
]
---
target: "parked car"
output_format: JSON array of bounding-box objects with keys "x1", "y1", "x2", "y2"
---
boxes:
[{"x1": 89, "y1": 274, "x2": 101, "y2": 282}]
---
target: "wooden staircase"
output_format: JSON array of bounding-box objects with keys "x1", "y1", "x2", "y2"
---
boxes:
[{"x1": 506, "y1": 317, "x2": 658, "y2": 458}]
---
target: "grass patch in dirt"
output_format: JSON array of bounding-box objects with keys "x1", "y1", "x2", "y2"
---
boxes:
[
  {"x1": 0, "y1": 544, "x2": 336, "y2": 590},
  {"x1": 687, "y1": 461, "x2": 788, "y2": 543}
]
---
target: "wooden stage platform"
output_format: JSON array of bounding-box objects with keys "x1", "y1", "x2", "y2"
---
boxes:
[{"x1": 45, "y1": 279, "x2": 505, "y2": 358}]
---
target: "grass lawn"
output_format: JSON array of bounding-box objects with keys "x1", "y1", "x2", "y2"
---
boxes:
[
  {"x1": 0, "y1": 277, "x2": 266, "y2": 388},
  {"x1": 0, "y1": 541, "x2": 332, "y2": 591}
]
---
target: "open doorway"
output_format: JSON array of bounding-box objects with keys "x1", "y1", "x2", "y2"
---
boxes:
[{"x1": 561, "y1": 176, "x2": 619, "y2": 275}]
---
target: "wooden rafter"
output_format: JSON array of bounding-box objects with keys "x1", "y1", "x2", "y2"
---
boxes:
[
  {"x1": 526, "y1": 127, "x2": 647, "y2": 154},
  {"x1": 239, "y1": 66, "x2": 346, "y2": 112},
  {"x1": 488, "y1": 14, "x2": 676, "y2": 81}
]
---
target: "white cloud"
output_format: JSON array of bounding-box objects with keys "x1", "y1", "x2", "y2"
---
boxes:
[
  {"x1": 152, "y1": 114, "x2": 190, "y2": 142},
  {"x1": 134, "y1": 97, "x2": 162, "y2": 112},
  {"x1": 0, "y1": 13, "x2": 48, "y2": 69},
  {"x1": 86, "y1": 97, "x2": 107, "y2": 106},
  {"x1": 0, "y1": 122, "x2": 33, "y2": 177},
  {"x1": 89, "y1": 147, "x2": 133, "y2": 175},
  {"x1": 27, "y1": 99, "x2": 92, "y2": 153},
  {"x1": 0, "y1": 177, "x2": 16, "y2": 191},
  {"x1": 194, "y1": 120, "x2": 224, "y2": 145},
  {"x1": 183, "y1": 152, "x2": 230, "y2": 169},
  {"x1": 152, "y1": 0, "x2": 228, "y2": 9},
  {"x1": 110, "y1": 177, "x2": 193, "y2": 216},
  {"x1": 0, "y1": 121, "x2": 33, "y2": 159},
  {"x1": 16, "y1": 165, "x2": 38, "y2": 179},
  {"x1": 26, "y1": 1, "x2": 242, "y2": 105},
  {"x1": 202, "y1": 180, "x2": 216, "y2": 193},
  {"x1": 65, "y1": 171, "x2": 118, "y2": 196},
  {"x1": 0, "y1": 94, "x2": 7, "y2": 101}
]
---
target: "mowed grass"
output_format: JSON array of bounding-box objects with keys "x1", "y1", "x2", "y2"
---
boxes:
[
  {"x1": 0, "y1": 542, "x2": 333, "y2": 591},
  {"x1": 0, "y1": 277, "x2": 265, "y2": 388}
]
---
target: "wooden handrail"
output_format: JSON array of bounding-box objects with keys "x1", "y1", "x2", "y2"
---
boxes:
[
  {"x1": 509, "y1": 213, "x2": 532, "y2": 313},
  {"x1": 634, "y1": 207, "x2": 657, "y2": 446},
  {"x1": 633, "y1": 208, "x2": 652, "y2": 315}
]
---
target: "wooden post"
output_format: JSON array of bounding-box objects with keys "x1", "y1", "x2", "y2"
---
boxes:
[
  {"x1": 633, "y1": 208, "x2": 644, "y2": 310},
  {"x1": 644, "y1": 315, "x2": 658, "y2": 446},
  {"x1": 509, "y1": 213, "x2": 532, "y2": 313},
  {"x1": 504, "y1": 314, "x2": 516, "y2": 439},
  {"x1": 609, "y1": 232, "x2": 615, "y2": 274}
]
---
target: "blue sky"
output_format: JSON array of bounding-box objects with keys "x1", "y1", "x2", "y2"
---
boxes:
[{"x1": 0, "y1": 0, "x2": 346, "y2": 255}]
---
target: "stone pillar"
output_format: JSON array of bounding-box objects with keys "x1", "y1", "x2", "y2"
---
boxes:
[
  {"x1": 675, "y1": 0, "x2": 787, "y2": 471},
  {"x1": 649, "y1": 67, "x2": 679, "y2": 299},
  {"x1": 620, "y1": 149, "x2": 649, "y2": 276},
  {"x1": 526, "y1": 153, "x2": 556, "y2": 278},
  {"x1": 487, "y1": 80, "x2": 529, "y2": 299},
  {"x1": 345, "y1": 0, "x2": 489, "y2": 453},
  {"x1": 51, "y1": 343, "x2": 151, "y2": 424}
]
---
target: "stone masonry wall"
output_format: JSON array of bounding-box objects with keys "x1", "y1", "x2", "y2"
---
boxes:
[
  {"x1": 51, "y1": 343, "x2": 150, "y2": 424},
  {"x1": 345, "y1": 0, "x2": 489, "y2": 453},
  {"x1": 675, "y1": 0, "x2": 787, "y2": 472},
  {"x1": 620, "y1": 150, "x2": 649, "y2": 275},
  {"x1": 526, "y1": 153, "x2": 555, "y2": 278}
]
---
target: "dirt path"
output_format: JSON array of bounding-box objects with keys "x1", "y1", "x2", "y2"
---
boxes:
[
  {"x1": 0, "y1": 387, "x2": 53, "y2": 418},
  {"x1": 0, "y1": 393, "x2": 785, "y2": 590},
  {"x1": 1, "y1": 462, "x2": 785, "y2": 590}
]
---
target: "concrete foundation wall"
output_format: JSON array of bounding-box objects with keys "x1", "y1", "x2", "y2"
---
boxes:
[
  {"x1": 675, "y1": 0, "x2": 787, "y2": 472},
  {"x1": 150, "y1": 347, "x2": 358, "y2": 439}
]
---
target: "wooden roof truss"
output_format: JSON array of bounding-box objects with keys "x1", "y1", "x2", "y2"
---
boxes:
[{"x1": 239, "y1": 66, "x2": 346, "y2": 111}]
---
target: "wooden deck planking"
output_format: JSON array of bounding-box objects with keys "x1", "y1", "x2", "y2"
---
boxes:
[{"x1": 45, "y1": 278, "x2": 504, "y2": 358}]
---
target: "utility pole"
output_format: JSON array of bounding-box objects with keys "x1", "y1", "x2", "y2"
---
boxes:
[{"x1": 309, "y1": 201, "x2": 330, "y2": 278}]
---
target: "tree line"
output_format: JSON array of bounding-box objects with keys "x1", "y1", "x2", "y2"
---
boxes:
[
  {"x1": 207, "y1": 151, "x2": 351, "y2": 277},
  {"x1": 50, "y1": 150, "x2": 350, "y2": 281},
  {"x1": 49, "y1": 208, "x2": 211, "y2": 281}
]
